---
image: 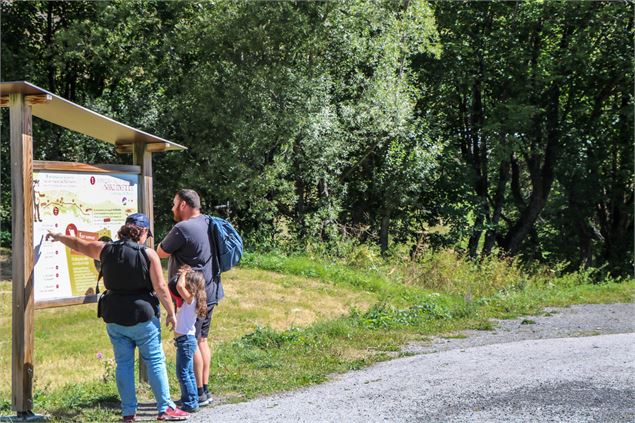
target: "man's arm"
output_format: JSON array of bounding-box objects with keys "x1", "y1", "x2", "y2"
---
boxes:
[
  {"x1": 156, "y1": 226, "x2": 184, "y2": 258},
  {"x1": 46, "y1": 231, "x2": 104, "y2": 260},
  {"x1": 156, "y1": 244, "x2": 171, "y2": 259},
  {"x1": 146, "y1": 248, "x2": 177, "y2": 330}
]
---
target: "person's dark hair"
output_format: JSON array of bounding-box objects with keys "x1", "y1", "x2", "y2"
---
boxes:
[
  {"x1": 117, "y1": 224, "x2": 144, "y2": 242},
  {"x1": 176, "y1": 189, "x2": 201, "y2": 210}
]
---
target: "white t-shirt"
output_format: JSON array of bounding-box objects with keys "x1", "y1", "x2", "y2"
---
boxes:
[{"x1": 175, "y1": 299, "x2": 197, "y2": 336}]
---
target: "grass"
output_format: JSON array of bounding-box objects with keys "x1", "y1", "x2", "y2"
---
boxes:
[
  {"x1": 241, "y1": 253, "x2": 422, "y2": 305},
  {"x1": 0, "y1": 263, "x2": 377, "y2": 421},
  {"x1": 0, "y1": 248, "x2": 633, "y2": 421}
]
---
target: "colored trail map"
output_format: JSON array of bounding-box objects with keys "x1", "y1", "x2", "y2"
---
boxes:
[{"x1": 33, "y1": 170, "x2": 139, "y2": 302}]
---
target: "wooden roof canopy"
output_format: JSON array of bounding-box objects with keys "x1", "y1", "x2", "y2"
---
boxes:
[{"x1": 0, "y1": 81, "x2": 186, "y2": 153}]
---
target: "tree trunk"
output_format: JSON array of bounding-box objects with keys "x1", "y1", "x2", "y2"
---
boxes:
[
  {"x1": 379, "y1": 209, "x2": 391, "y2": 256},
  {"x1": 598, "y1": 90, "x2": 634, "y2": 273},
  {"x1": 467, "y1": 215, "x2": 483, "y2": 258},
  {"x1": 467, "y1": 61, "x2": 489, "y2": 259},
  {"x1": 501, "y1": 83, "x2": 560, "y2": 255},
  {"x1": 317, "y1": 178, "x2": 331, "y2": 241},
  {"x1": 293, "y1": 141, "x2": 306, "y2": 238},
  {"x1": 500, "y1": 19, "x2": 574, "y2": 255},
  {"x1": 482, "y1": 160, "x2": 509, "y2": 256},
  {"x1": 295, "y1": 177, "x2": 306, "y2": 238}
]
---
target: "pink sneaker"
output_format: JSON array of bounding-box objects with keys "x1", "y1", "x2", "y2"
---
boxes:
[{"x1": 157, "y1": 406, "x2": 189, "y2": 421}]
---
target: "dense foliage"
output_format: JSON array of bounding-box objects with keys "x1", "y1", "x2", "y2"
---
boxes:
[{"x1": 1, "y1": 1, "x2": 632, "y2": 275}]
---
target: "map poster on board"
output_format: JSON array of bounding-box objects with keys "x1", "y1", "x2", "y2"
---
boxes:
[{"x1": 32, "y1": 170, "x2": 139, "y2": 302}]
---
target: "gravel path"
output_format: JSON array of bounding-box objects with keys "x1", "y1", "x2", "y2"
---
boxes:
[
  {"x1": 404, "y1": 302, "x2": 635, "y2": 354},
  {"x1": 193, "y1": 303, "x2": 635, "y2": 423}
]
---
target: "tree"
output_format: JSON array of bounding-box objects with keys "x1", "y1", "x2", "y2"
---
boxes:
[{"x1": 415, "y1": 1, "x2": 633, "y2": 273}]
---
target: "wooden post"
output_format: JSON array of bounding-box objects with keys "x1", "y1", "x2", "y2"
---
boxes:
[
  {"x1": 10, "y1": 93, "x2": 35, "y2": 414},
  {"x1": 133, "y1": 142, "x2": 154, "y2": 244},
  {"x1": 132, "y1": 142, "x2": 153, "y2": 383}
]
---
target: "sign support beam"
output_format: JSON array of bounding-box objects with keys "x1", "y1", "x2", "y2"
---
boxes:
[
  {"x1": 133, "y1": 142, "x2": 154, "y2": 244},
  {"x1": 10, "y1": 93, "x2": 35, "y2": 415},
  {"x1": 132, "y1": 142, "x2": 154, "y2": 384}
]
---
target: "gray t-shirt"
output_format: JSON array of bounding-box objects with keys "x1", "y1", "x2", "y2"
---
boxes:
[{"x1": 160, "y1": 215, "x2": 224, "y2": 305}]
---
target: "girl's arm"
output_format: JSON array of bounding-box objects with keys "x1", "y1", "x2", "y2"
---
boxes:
[{"x1": 176, "y1": 269, "x2": 195, "y2": 304}]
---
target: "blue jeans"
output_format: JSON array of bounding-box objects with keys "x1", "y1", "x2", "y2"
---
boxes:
[
  {"x1": 175, "y1": 335, "x2": 198, "y2": 408},
  {"x1": 106, "y1": 317, "x2": 176, "y2": 416}
]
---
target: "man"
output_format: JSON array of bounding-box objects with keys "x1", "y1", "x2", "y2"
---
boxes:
[{"x1": 157, "y1": 189, "x2": 223, "y2": 407}]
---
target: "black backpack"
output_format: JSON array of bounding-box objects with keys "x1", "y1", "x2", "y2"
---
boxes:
[{"x1": 96, "y1": 240, "x2": 154, "y2": 322}]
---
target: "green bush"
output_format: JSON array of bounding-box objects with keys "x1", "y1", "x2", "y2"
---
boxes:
[
  {"x1": 238, "y1": 326, "x2": 303, "y2": 349},
  {"x1": 352, "y1": 301, "x2": 451, "y2": 329},
  {"x1": 0, "y1": 230, "x2": 10, "y2": 249}
]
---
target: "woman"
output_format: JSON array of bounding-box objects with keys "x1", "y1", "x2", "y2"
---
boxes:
[{"x1": 47, "y1": 213, "x2": 189, "y2": 422}]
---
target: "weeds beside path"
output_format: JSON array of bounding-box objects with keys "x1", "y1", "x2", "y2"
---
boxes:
[
  {"x1": 403, "y1": 302, "x2": 635, "y2": 354},
  {"x1": 210, "y1": 253, "x2": 632, "y2": 403}
]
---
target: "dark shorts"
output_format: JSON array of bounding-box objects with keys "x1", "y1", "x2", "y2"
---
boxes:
[{"x1": 194, "y1": 304, "x2": 215, "y2": 339}]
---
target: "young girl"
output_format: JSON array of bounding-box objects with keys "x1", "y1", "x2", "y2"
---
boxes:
[{"x1": 173, "y1": 265, "x2": 207, "y2": 413}]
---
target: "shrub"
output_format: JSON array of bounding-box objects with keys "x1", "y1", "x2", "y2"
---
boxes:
[
  {"x1": 238, "y1": 326, "x2": 303, "y2": 349},
  {"x1": 392, "y1": 249, "x2": 526, "y2": 298},
  {"x1": 0, "y1": 231, "x2": 10, "y2": 249}
]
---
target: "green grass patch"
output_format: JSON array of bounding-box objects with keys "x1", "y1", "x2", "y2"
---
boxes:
[{"x1": 241, "y1": 252, "x2": 430, "y2": 306}]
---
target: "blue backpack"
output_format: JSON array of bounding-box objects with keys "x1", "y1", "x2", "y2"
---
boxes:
[{"x1": 207, "y1": 215, "x2": 243, "y2": 274}]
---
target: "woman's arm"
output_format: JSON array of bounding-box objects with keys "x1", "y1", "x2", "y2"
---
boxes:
[
  {"x1": 146, "y1": 248, "x2": 177, "y2": 330},
  {"x1": 175, "y1": 269, "x2": 194, "y2": 304},
  {"x1": 46, "y1": 231, "x2": 105, "y2": 260}
]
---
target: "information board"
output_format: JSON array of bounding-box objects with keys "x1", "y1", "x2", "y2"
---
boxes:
[{"x1": 32, "y1": 167, "x2": 139, "y2": 302}]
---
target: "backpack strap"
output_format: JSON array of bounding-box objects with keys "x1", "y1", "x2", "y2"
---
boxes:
[
  {"x1": 211, "y1": 217, "x2": 222, "y2": 278},
  {"x1": 202, "y1": 215, "x2": 221, "y2": 279},
  {"x1": 95, "y1": 242, "x2": 111, "y2": 295},
  {"x1": 96, "y1": 269, "x2": 103, "y2": 295},
  {"x1": 138, "y1": 244, "x2": 152, "y2": 291},
  {"x1": 139, "y1": 245, "x2": 151, "y2": 269}
]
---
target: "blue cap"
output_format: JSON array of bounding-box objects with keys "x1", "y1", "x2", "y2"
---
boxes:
[{"x1": 125, "y1": 213, "x2": 153, "y2": 237}]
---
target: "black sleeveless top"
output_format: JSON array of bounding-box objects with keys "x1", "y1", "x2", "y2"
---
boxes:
[{"x1": 98, "y1": 240, "x2": 159, "y2": 326}]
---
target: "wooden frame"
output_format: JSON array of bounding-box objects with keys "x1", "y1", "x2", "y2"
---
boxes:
[
  {"x1": 133, "y1": 144, "x2": 154, "y2": 249},
  {"x1": 34, "y1": 295, "x2": 99, "y2": 310},
  {"x1": 10, "y1": 93, "x2": 35, "y2": 414},
  {"x1": 132, "y1": 143, "x2": 153, "y2": 381},
  {"x1": 32, "y1": 160, "x2": 142, "y2": 310},
  {"x1": 33, "y1": 160, "x2": 141, "y2": 174},
  {"x1": 1, "y1": 94, "x2": 51, "y2": 107}
]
